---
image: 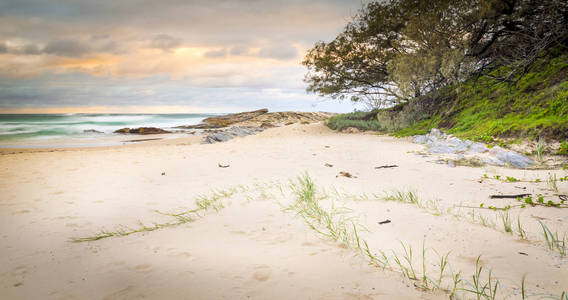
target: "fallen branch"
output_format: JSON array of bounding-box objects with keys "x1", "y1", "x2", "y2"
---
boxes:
[
  {"x1": 490, "y1": 194, "x2": 531, "y2": 199},
  {"x1": 375, "y1": 165, "x2": 398, "y2": 169}
]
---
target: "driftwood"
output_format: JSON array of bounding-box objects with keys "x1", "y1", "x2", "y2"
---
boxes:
[
  {"x1": 337, "y1": 171, "x2": 356, "y2": 178},
  {"x1": 490, "y1": 194, "x2": 531, "y2": 199},
  {"x1": 378, "y1": 219, "x2": 391, "y2": 225},
  {"x1": 375, "y1": 165, "x2": 398, "y2": 169}
]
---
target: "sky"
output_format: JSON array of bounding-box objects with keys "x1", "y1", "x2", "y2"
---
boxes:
[{"x1": 0, "y1": 0, "x2": 369, "y2": 113}]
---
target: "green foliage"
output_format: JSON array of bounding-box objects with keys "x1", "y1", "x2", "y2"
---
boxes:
[
  {"x1": 392, "y1": 54, "x2": 568, "y2": 141},
  {"x1": 326, "y1": 112, "x2": 382, "y2": 131},
  {"x1": 559, "y1": 141, "x2": 568, "y2": 155}
]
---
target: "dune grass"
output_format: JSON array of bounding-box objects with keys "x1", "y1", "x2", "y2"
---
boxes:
[{"x1": 70, "y1": 185, "x2": 252, "y2": 242}]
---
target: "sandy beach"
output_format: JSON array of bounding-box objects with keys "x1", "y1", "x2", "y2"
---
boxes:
[{"x1": 1, "y1": 123, "x2": 567, "y2": 299}]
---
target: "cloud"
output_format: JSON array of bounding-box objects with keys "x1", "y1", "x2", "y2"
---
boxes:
[
  {"x1": 203, "y1": 48, "x2": 227, "y2": 58},
  {"x1": 148, "y1": 34, "x2": 182, "y2": 51},
  {"x1": 0, "y1": 0, "x2": 369, "y2": 112},
  {"x1": 258, "y1": 44, "x2": 298, "y2": 60},
  {"x1": 43, "y1": 38, "x2": 91, "y2": 57},
  {"x1": 229, "y1": 45, "x2": 249, "y2": 56}
]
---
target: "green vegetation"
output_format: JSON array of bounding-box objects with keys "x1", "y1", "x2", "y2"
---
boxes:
[
  {"x1": 326, "y1": 111, "x2": 382, "y2": 131},
  {"x1": 323, "y1": 54, "x2": 568, "y2": 144},
  {"x1": 391, "y1": 55, "x2": 568, "y2": 141},
  {"x1": 305, "y1": 0, "x2": 568, "y2": 146}
]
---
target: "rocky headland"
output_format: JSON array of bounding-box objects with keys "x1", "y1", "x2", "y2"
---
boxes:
[{"x1": 175, "y1": 109, "x2": 334, "y2": 143}]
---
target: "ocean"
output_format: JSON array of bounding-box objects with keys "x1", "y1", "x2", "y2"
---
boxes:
[{"x1": 0, "y1": 113, "x2": 218, "y2": 147}]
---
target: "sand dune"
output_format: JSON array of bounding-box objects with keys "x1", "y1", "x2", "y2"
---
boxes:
[{"x1": 1, "y1": 124, "x2": 566, "y2": 299}]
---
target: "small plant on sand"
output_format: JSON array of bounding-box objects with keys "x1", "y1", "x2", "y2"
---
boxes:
[
  {"x1": 516, "y1": 216, "x2": 527, "y2": 239},
  {"x1": 506, "y1": 176, "x2": 519, "y2": 182},
  {"x1": 464, "y1": 256, "x2": 499, "y2": 300},
  {"x1": 499, "y1": 211, "x2": 513, "y2": 234},
  {"x1": 548, "y1": 173, "x2": 559, "y2": 193},
  {"x1": 539, "y1": 221, "x2": 567, "y2": 256}
]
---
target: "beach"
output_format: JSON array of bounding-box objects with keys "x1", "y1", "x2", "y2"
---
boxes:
[{"x1": 1, "y1": 123, "x2": 567, "y2": 299}]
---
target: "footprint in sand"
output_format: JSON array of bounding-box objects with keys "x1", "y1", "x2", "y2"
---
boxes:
[
  {"x1": 134, "y1": 264, "x2": 151, "y2": 273},
  {"x1": 252, "y1": 265, "x2": 271, "y2": 282},
  {"x1": 167, "y1": 252, "x2": 192, "y2": 258}
]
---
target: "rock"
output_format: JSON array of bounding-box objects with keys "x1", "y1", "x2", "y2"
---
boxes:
[
  {"x1": 83, "y1": 129, "x2": 103, "y2": 134},
  {"x1": 114, "y1": 128, "x2": 131, "y2": 134},
  {"x1": 468, "y1": 142, "x2": 488, "y2": 153},
  {"x1": 260, "y1": 122, "x2": 277, "y2": 128},
  {"x1": 413, "y1": 135, "x2": 428, "y2": 144},
  {"x1": 489, "y1": 145, "x2": 505, "y2": 156},
  {"x1": 428, "y1": 146, "x2": 456, "y2": 154},
  {"x1": 201, "y1": 126, "x2": 264, "y2": 144},
  {"x1": 412, "y1": 128, "x2": 533, "y2": 169},
  {"x1": 497, "y1": 151, "x2": 534, "y2": 168},
  {"x1": 201, "y1": 108, "x2": 269, "y2": 127},
  {"x1": 484, "y1": 157, "x2": 506, "y2": 166},
  {"x1": 114, "y1": 127, "x2": 171, "y2": 134},
  {"x1": 177, "y1": 110, "x2": 333, "y2": 129},
  {"x1": 429, "y1": 128, "x2": 442, "y2": 139},
  {"x1": 341, "y1": 127, "x2": 360, "y2": 133}
]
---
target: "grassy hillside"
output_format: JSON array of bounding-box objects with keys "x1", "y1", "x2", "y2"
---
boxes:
[{"x1": 328, "y1": 53, "x2": 568, "y2": 147}]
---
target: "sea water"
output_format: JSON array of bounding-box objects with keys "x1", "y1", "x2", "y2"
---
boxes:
[{"x1": 0, "y1": 113, "x2": 217, "y2": 147}]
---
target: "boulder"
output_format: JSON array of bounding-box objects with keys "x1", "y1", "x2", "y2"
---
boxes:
[
  {"x1": 428, "y1": 146, "x2": 457, "y2": 154},
  {"x1": 413, "y1": 135, "x2": 428, "y2": 144},
  {"x1": 496, "y1": 151, "x2": 534, "y2": 168},
  {"x1": 429, "y1": 128, "x2": 442, "y2": 139},
  {"x1": 484, "y1": 157, "x2": 506, "y2": 166},
  {"x1": 468, "y1": 142, "x2": 488, "y2": 153}
]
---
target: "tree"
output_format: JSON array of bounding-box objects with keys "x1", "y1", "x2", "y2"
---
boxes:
[{"x1": 303, "y1": 0, "x2": 568, "y2": 109}]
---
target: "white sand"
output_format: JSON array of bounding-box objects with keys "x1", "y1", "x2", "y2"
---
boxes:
[{"x1": 1, "y1": 123, "x2": 566, "y2": 299}]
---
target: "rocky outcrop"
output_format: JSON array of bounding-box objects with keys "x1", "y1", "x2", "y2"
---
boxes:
[
  {"x1": 238, "y1": 111, "x2": 334, "y2": 127},
  {"x1": 176, "y1": 109, "x2": 334, "y2": 129},
  {"x1": 201, "y1": 126, "x2": 265, "y2": 144},
  {"x1": 114, "y1": 127, "x2": 171, "y2": 135},
  {"x1": 413, "y1": 128, "x2": 534, "y2": 168},
  {"x1": 202, "y1": 108, "x2": 269, "y2": 127}
]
